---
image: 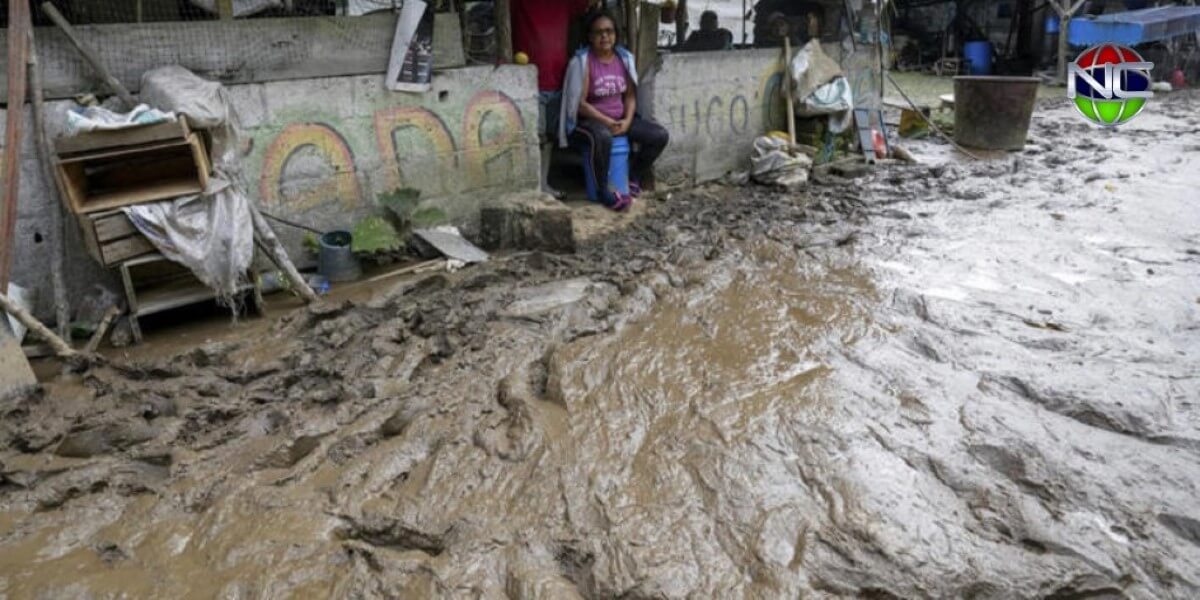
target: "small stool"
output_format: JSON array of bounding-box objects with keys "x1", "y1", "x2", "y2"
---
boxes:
[{"x1": 582, "y1": 135, "x2": 630, "y2": 203}]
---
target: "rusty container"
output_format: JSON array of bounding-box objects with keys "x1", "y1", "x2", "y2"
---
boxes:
[{"x1": 953, "y1": 76, "x2": 1040, "y2": 151}]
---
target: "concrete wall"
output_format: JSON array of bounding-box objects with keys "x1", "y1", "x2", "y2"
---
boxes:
[
  {"x1": 0, "y1": 103, "x2": 121, "y2": 323},
  {"x1": 1, "y1": 64, "x2": 540, "y2": 321},
  {"x1": 646, "y1": 45, "x2": 879, "y2": 185},
  {"x1": 647, "y1": 48, "x2": 788, "y2": 186},
  {"x1": 231, "y1": 65, "x2": 540, "y2": 256}
]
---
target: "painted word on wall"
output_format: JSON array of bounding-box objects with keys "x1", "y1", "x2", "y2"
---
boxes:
[{"x1": 259, "y1": 90, "x2": 529, "y2": 212}]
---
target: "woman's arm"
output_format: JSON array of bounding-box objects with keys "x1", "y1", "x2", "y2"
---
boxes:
[{"x1": 616, "y1": 85, "x2": 636, "y2": 134}]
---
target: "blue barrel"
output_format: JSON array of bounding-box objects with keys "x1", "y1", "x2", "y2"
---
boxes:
[
  {"x1": 963, "y1": 41, "x2": 993, "y2": 75},
  {"x1": 1044, "y1": 14, "x2": 1060, "y2": 34},
  {"x1": 583, "y1": 135, "x2": 630, "y2": 203}
]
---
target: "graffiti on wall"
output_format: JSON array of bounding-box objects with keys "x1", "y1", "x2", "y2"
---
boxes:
[
  {"x1": 661, "y1": 59, "x2": 786, "y2": 141},
  {"x1": 258, "y1": 90, "x2": 530, "y2": 212}
]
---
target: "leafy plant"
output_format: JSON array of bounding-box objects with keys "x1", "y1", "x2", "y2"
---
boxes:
[{"x1": 351, "y1": 216, "x2": 403, "y2": 254}]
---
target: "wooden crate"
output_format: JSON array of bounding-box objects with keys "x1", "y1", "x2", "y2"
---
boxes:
[
  {"x1": 56, "y1": 127, "x2": 211, "y2": 215},
  {"x1": 79, "y1": 209, "x2": 156, "y2": 267}
]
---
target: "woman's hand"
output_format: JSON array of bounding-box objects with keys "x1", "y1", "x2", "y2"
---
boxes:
[{"x1": 613, "y1": 117, "x2": 633, "y2": 136}]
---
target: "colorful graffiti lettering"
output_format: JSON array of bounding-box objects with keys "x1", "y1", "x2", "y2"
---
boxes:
[
  {"x1": 259, "y1": 122, "x2": 361, "y2": 211},
  {"x1": 258, "y1": 90, "x2": 532, "y2": 213},
  {"x1": 463, "y1": 91, "x2": 528, "y2": 188},
  {"x1": 373, "y1": 106, "x2": 457, "y2": 193}
]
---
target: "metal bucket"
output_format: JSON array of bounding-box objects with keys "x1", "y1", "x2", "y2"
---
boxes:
[
  {"x1": 953, "y1": 76, "x2": 1040, "y2": 151},
  {"x1": 318, "y1": 230, "x2": 361, "y2": 282}
]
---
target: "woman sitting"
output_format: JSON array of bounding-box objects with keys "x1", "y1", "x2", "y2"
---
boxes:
[{"x1": 558, "y1": 11, "x2": 670, "y2": 211}]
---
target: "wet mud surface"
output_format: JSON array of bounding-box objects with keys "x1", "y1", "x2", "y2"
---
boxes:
[{"x1": 2, "y1": 93, "x2": 1199, "y2": 598}]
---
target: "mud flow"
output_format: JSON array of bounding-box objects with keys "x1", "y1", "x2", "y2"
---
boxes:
[{"x1": 2, "y1": 93, "x2": 1199, "y2": 598}]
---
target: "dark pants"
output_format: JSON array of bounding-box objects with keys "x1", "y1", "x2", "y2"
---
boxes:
[{"x1": 569, "y1": 116, "x2": 669, "y2": 203}]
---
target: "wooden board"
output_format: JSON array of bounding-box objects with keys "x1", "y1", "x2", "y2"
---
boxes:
[
  {"x1": 0, "y1": 14, "x2": 468, "y2": 100},
  {"x1": 54, "y1": 118, "x2": 191, "y2": 156},
  {"x1": 100, "y1": 234, "x2": 156, "y2": 265},
  {"x1": 92, "y1": 211, "x2": 138, "y2": 242}
]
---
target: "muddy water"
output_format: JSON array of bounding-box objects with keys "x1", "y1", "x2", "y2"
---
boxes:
[{"x1": 2, "y1": 92, "x2": 1199, "y2": 598}]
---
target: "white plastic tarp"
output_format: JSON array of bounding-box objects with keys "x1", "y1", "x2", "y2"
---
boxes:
[{"x1": 123, "y1": 179, "x2": 253, "y2": 303}]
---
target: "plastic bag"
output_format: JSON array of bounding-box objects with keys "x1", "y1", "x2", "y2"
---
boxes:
[{"x1": 750, "y1": 136, "x2": 812, "y2": 189}]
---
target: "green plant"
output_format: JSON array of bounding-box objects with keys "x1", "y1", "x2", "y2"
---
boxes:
[
  {"x1": 351, "y1": 216, "x2": 403, "y2": 254},
  {"x1": 302, "y1": 233, "x2": 320, "y2": 256}
]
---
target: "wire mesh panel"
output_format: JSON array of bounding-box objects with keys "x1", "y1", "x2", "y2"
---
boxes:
[{"x1": 1, "y1": 0, "x2": 474, "y2": 100}]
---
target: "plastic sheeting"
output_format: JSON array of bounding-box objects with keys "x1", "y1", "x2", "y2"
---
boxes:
[
  {"x1": 123, "y1": 179, "x2": 254, "y2": 303},
  {"x1": 64, "y1": 105, "x2": 175, "y2": 137},
  {"x1": 789, "y1": 40, "x2": 854, "y2": 134},
  {"x1": 750, "y1": 136, "x2": 812, "y2": 189},
  {"x1": 141, "y1": 66, "x2": 239, "y2": 170},
  {"x1": 187, "y1": 0, "x2": 283, "y2": 18}
]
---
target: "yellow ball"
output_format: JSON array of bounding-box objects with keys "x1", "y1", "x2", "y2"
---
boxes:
[{"x1": 514, "y1": 52, "x2": 530, "y2": 65}]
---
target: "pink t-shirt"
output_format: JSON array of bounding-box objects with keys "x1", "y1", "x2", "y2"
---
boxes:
[{"x1": 587, "y1": 52, "x2": 628, "y2": 121}]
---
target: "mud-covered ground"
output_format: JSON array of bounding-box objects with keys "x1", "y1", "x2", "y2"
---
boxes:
[{"x1": 2, "y1": 92, "x2": 1199, "y2": 599}]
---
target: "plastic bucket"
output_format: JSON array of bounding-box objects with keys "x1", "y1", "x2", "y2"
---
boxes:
[
  {"x1": 583, "y1": 135, "x2": 630, "y2": 203},
  {"x1": 318, "y1": 230, "x2": 361, "y2": 282},
  {"x1": 954, "y1": 76, "x2": 1040, "y2": 151},
  {"x1": 963, "y1": 41, "x2": 993, "y2": 75}
]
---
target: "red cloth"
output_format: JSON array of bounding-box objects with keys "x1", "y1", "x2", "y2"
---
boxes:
[{"x1": 512, "y1": 0, "x2": 590, "y2": 91}]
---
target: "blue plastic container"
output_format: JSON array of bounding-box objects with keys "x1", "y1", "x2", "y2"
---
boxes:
[
  {"x1": 583, "y1": 135, "x2": 630, "y2": 203},
  {"x1": 1044, "y1": 14, "x2": 1060, "y2": 34},
  {"x1": 963, "y1": 41, "x2": 993, "y2": 75}
]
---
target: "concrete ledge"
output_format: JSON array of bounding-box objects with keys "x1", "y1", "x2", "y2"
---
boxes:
[{"x1": 480, "y1": 192, "x2": 576, "y2": 254}]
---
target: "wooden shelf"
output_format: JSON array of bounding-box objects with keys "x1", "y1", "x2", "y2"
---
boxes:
[
  {"x1": 78, "y1": 178, "x2": 207, "y2": 214},
  {"x1": 58, "y1": 132, "x2": 211, "y2": 215}
]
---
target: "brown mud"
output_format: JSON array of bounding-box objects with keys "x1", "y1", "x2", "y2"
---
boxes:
[{"x1": 2, "y1": 92, "x2": 1199, "y2": 598}]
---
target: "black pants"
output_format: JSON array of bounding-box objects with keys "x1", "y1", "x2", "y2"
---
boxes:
[{"x1": 569, "y1": 116, "x2": 669, "y2": 202}]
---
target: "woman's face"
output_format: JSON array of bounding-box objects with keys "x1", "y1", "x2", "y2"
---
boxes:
[{"x1": 589, "y1": 17, "x2": 616, "y2": 53}]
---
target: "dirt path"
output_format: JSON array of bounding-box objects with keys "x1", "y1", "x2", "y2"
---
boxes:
[{"x1": 2, "y1": 92, "x2": 1199, "y2": 598}]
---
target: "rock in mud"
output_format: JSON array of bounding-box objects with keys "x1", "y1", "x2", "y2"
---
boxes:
[
  {"x1": 54, "y1": 422, "x2": 158, "y2": 458},
  {"x1": 480, "y1": 191, "x2": 576, "y2": 254}
]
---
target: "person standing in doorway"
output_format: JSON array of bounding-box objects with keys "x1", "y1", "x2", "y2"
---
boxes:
[
  {"x1": 559, "y1": 12, "x2": 670, "y2": 211},
  {"x1": 512, "y1": 0, "x2": 598, "y2": 199}
]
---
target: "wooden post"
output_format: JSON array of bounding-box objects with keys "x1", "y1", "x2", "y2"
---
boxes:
[
  {"x1": 39, "y1": 2, "x2": 138, "y2": 108},
  {"x1": 675, "y1": 0, "x2": 689, "y2": 48},
  {"x1": 783, "y1": 36, "x2": 796, "y2": 145},
  {"x1": 217, "y1": 0, "x2": 235, "y2": 20},
  {"x1": 2, "y1": 0, "x2": 31, "y2": 292},
  {"x1": 1049, "y1": 0, "x2": 1086, "y2": 83},
  {"x1": 247, "y1": 203, "x2": 319, "y2": 304},
  {"x1": 495, "y1": 0, "x2": 513, "y2": 62},
  {"x1": 625, "y1": 0, "x2": 638, "y2": 55},
  {"x1": 637, "y1": 3, "x2": 660, "y2": 80},
  {"x1": 27, "y1": 40, "x2": 72, "y2": 341},
  {"x1": 0, "y1": 291, "x2": 77, "y2": 358}
]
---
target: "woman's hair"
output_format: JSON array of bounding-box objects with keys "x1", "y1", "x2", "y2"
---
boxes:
[{"x1": 584, "y1": 10, "x2": 619, "y2": 41}]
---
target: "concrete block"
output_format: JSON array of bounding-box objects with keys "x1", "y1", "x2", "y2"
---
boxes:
[{"x1": 479, "y1": 191, "x2": 575, "y2": 254}]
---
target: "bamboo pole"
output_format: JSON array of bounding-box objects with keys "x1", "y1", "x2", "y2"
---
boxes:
[
  {"x1": 39, "y1": 2, "x2": 138, "y2": 108},
  {"x1": 0, "y1": 291, "x2": 77, "y2": 358},
  {"x1": 27, "y1": 41, "x2": 72, "y2": 342}
]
